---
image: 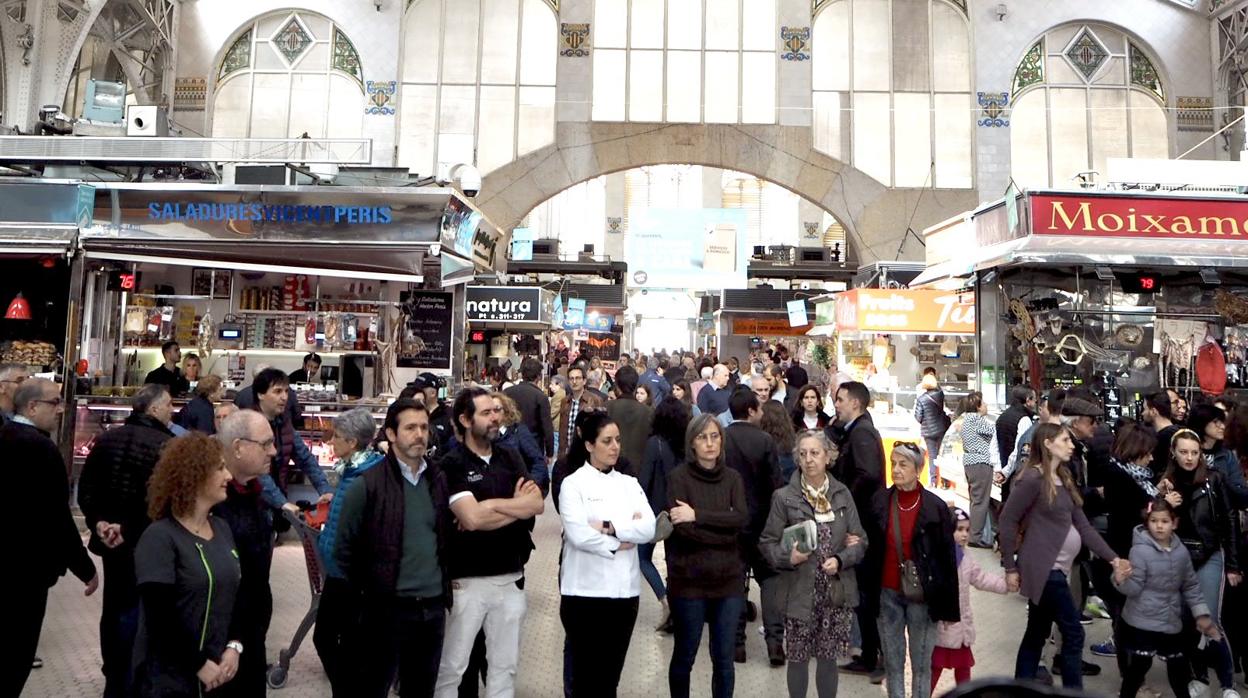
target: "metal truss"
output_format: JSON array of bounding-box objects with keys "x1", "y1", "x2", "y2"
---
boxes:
[{"x1": 84, "y1": 0, "x2": 177, "y2": 107}]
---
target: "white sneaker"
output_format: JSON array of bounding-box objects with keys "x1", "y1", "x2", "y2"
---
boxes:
[
  {"x1": 1189, "y1": 681, "x2": 1209, "y2": 698},
  {"x1": 1221, "y1": 689, "x2": 1240, "y2": 698}
]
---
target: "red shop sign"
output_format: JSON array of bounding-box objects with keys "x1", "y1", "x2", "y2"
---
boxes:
[{"x1": 1031, "y1": 194, "x2": 1248, "y2": 239}]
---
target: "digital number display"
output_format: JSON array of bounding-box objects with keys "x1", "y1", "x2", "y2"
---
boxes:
[
  {"x1": 1115, "y1": 271, "x2": 1160, "y2": 294},
  {"x1": 107, "y1": 271, "x2": 138, "y2": 292},
  {"x1": 469, "y1": 330, "x2": 486, "y2": 343}
]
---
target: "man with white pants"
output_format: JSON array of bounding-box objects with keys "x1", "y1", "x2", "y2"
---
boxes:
[{"x1": 434, "y1": 387, "x2": 544, "y2": 698}]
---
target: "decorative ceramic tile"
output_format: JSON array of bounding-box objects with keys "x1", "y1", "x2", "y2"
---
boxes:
[
  {"x1": 174, "y1": 77, "x2": 207, "y2": 112},
  {"x1": 273, "y1": 16, "x2": 313, "y2": 66},
  {"x1": 4, "y1": 0, "x2": 26, "y2": 23},
  {"x1": 606, "y1": 217, "x2": 623, "y2": 235},
  {"x1": 1177, "y1": 96, "x2": 1214, "y2": 131},
  {"x1": 977, "y1": 91, "x2": 1010, "y2": 127},
  {"x1": 1012, "y1": 39, "x2": 1044, "y2": 96},
  {"x1": 560, "y1": 23, "x2": 590, "y2": 57},
  {"x1": 365, "y1": 80, "x2": 397, "y2": 115},
  {"x1": 1064, "y1": 27, "x2": 1109, "y2": 81},
  {"x1": 219, "y1": 29, "x2": 252, "y2": 80},
  {"x1": 781, "y1": 26, "x2": 811, "y2": 61},
  {"x1": 333, "y1": 28, "x2": 362, "y2": 84},
  {"x1": 1129, "y1": 42, "x2": 1164, "y2": 101}
]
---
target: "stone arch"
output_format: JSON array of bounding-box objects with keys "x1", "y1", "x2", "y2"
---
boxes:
[{"x1": 475, "y1": 122, "x2": 979, "y2": 263}]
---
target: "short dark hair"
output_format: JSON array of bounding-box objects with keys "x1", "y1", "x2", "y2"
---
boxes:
[
  {"x1": 520, "y1": 358, "x2": 542, "y2": 382},
  {"x1": 383, "y1": 397, "x2": 428, "y2": 435},
  {"x1": 302, "y1": 352, "x2": 321, "y2": 367},
  {"x1": 161, "y1": 340, "x2": 179, "y2": 355},
  {"x1": 957, "y1": 391, "x2": 984, "y2": 417},
  {"x1": 614, "y1": 365, "x2": 639, "y2": 395},
  {"x1": 253, "y1": 367, "x2": 289, "y2": 396},
  {"x1": 651, "y1": 396, "x2": 691, "y2": 459},
  {"x1": 1112, "y1": 421, "x2": 1157, "y2": 464},
  {"x1": 1146, "y1": 495, "x2": 1179, "y2": 523},
  {"x1": 1145, "y1": 391, "x2": 1173, "y2": 420},
  {"x1": 567, "y1": 364, "x2": 586, "y2": 380},
  {"x1": 836, "y1": 381, "x2": 870, "y2": 410},
  {"x1": 729, "y1": 386, "x2": 760, "y2": 420},
  {"x1": 1010, "y1": 385, "x2": 1036, "y2": 406},
  {"x1": 1187, "y1": 404, "x2": 1227, "y2": 440},
  {"x1": 452, "y1": 386, "x2": 491, "y2": 435}
]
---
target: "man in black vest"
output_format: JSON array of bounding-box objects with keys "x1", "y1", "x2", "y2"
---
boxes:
[
  {"x1": 336, "y1": 398, "x2": 452, "y2": 697},
  {"x1": 829, "y1": 380, "x2": 887, "y2": 683}
]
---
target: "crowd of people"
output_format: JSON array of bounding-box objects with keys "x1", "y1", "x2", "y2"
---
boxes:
[{"x1": 6, "y1": 343, "x2": 1248, "y2": 698}]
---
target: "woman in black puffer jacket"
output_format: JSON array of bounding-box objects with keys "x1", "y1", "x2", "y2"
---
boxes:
[
  {"x1": 912, "y1": 374, "x2": 950, "y2": 484},
  {"x1": 1159, "y1": 429, "x2": 1242, "y2": 695}
]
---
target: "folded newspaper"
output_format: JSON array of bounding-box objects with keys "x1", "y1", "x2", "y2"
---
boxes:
[{"x1": 782, "y1": 520, "x2": 817, "y2": 555}]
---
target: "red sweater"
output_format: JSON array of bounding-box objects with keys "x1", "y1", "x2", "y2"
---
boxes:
[{"x1": 882, "y1": 487, "x2": 922, "y2": 591}]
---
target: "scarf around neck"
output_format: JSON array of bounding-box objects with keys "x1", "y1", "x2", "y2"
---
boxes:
[
  {"x1": 1111, "y1": 457, "x2": 1159, "y2": 498},
  {"x1": 801, "y1": 474, "x2": 836, "y2": 522}
]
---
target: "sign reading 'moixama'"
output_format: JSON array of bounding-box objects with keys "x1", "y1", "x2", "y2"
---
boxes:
[{"x1": 1032, "y1": 194, "x2": 1248, "y2": 239}]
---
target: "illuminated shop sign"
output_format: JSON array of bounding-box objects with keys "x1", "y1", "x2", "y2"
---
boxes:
[{"x1": 147, "y1": 203, "x2": 393, "y2": 224}]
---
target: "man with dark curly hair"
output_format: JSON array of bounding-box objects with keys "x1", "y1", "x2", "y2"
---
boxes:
[{"x1": 212, "y1": 410, "x2": 279, "y2": 698}]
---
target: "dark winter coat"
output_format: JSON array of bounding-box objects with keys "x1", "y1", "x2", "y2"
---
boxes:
[
  {"x1": 175, "y1": 394, "x2": 216, "y2": 434},
  {"x1": 870, "y1": 485, "x2": 960, "y2": 623},
  {"x1": 1171, "y1": 469, "x2": 1241, "y2": 573},
  {"x1": 77, "y1": 412, "x2": 175, "y2": 555},
  {"x1": 639, "y1": 434, "x2": 680, "y2": 515},
  {"x1": 913, "y1": 389, "x2": 951, "y2": 440},
  {"x1": 994, "y1": 402, "x2": 1033, "y2": 467}
]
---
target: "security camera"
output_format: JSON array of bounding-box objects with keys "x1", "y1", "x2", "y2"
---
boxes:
[{"x1": 448, "y1": 163, "x2": 482, "y2": 198}]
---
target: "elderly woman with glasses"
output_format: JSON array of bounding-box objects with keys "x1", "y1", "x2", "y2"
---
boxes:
[
  {"x1": 761, "y1": 430, "x2": 865, "y2": 698},
  {"x1": 869, "y1": 441, "x2": 959, "y2": 698},
  {"x1": 312, "y1": 407, "x2": 386, "y2": 695}
]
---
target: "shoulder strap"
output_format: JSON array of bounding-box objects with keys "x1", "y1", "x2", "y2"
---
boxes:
[{"x1": 891, "y1": 493, "x2": 904, "y2": 561}]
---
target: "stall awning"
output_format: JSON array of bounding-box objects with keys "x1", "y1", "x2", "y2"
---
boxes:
[
  {"x1": 80, "y1": 238, "x2": 427, "y2": 282},
  {"x1": 0, "y1": 225, "x2": 77, "y2": 256},
  {"x1": 974, "y1": 232, "x2": 1248, "y2": 270}
]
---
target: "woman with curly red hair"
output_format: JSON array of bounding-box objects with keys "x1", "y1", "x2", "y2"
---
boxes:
[{"x1": 132, "y1": 433, "x2": 244, "y2": 696}]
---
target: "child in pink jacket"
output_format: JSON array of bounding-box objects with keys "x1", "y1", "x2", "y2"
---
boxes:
[{"x1": 931, "y1": 508, "x2": 1009, "y2": 692}]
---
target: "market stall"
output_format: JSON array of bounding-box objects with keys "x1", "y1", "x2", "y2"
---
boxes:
[
  {"x1": 715, "y1": 288, "x2": 818, "y2": 373},
  {"x1": 912, "y1": 189, "x2": 1248, "y2": 418},
  {"x1": 463, "y1": 285, "x2": 557, "y2": 383},
  {"x1": 71, "y1": 183, "x2": 504, "y2": 472},
  {"x1": 809, "y1": 287, "x2": 977, "y2": 488}
]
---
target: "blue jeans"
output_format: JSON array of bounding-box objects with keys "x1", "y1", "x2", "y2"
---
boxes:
[
  {"x1": 639, "y1": 543, "x2": 666, "y2": 601},
  {"x1": 1015, "y1": 570, "x2": 1085, "y2": 689},
  {"x1": 1192, "y1": 551, "x2": 1235, "y2": 689},
  {"x1": 878, "y1": 588, "x2": 937, "y2": 698},
  {"x1": 669, "y1": 595, "x2": 744, "y2": 698}
]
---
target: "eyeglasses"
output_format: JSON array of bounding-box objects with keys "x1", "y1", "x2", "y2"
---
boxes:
[
  {"x1": 238, "y1": 436, "x2": 275, "y2": 449},
  {"x1": 694, "y1": 431, "x2": 722, "y2": 443},
  {"x1": 34, "y1": 397, "x2": 63, "y2": 407}
]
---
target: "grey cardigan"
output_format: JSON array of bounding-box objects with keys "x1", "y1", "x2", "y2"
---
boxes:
[
  {"x1": 760, "y1": 472, "x2": 867, "y2": 622},
  {"x1": 999, "y1": 467, "x2": 1118, "y2": 604},
  {"x1": 1115, "y1": 525, "x2": 1210, "y2": 634}
]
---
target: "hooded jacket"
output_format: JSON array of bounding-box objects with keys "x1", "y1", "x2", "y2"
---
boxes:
[
  {"x1": 761, "y1": 471, "x2": 867, "y2": 622},
  {"x1": 1115, "y1": 524, "x2": 1210, "y2": 634}
]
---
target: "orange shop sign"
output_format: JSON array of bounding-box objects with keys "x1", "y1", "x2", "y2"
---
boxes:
[
  {"x1": 834, "y1": 288, "x2": 975, "y2": 335},
  {"x1": 731, "y1": 317, "x2": 813, "y2": 336}
]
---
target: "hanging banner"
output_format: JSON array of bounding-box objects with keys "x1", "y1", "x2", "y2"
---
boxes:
[
  {"x1": 582, "y1": 331, "x2": 622, "y2": 361},
  {"x1": 625, "y1": 208, "x2": 749, "y2": 290}
]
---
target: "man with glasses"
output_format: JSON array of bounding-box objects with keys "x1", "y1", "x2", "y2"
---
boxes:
[
  {"x1": 213, "y1": 410, "x2": 279, "y2": 697},
  {"x1": 4, "y1": 378, "x2": 98, "y2": 696},
  {"x1": 0, "y1": 362, "x2": 29, "y2": 422},
  {"x1": 434, "y1": 387, "x2": 543, "y2": 697},
  {"x1": 556, "y1": 365, "x2": 602, "y2": 460},
  {"x1": 76, "y1": 384, "x2": 176, "y2": 697}
]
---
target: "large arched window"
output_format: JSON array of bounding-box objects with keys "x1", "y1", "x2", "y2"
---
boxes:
[
  {"x1": 399, "y1": 0, "x2": 557, "y2": 176},
  {"x1": 591, "y1": 0, "x2": 778, "y2": 124},
  {"x1": 812, "y1": 0, "x2": 973, "y2": 188},
  {"x1": 1010, "y1": 24, "x2": 1169, "y2": 188},
  {"x1": 211, "y1": 11, "x2": 364, "y2": 139}
]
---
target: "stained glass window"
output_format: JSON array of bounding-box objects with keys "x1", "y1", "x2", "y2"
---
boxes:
[
  {"x1": 590, "y1": 0, "x2": 777, "y2": 125},
  {"x1": 812, "y1": 0, "x2": 973, "y2": 188},
  {"x1": 399, "y1": 0, "x2": 557, "y2": 176},
  {"x1": 211, "y1": 12, "x2": 363, "y2": 139},
  {"x1": 1010, "y1": 24, "x2": 1169, "y2": 188}
]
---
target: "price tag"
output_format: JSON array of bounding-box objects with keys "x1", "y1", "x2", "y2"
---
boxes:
[
  {"x1": 161, "y1": 312, "x2": 173, "y2": 322},
  {"x1": 147, "y1": 323, "x2": 160, "y2": 333},
  {"x1": 305, "y1": 405, "x2": 322, "y2": 413}
]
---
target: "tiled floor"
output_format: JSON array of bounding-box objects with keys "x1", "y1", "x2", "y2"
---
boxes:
[{"x1": 27, "y1": 499, "x2": 1171, "y2": 697}]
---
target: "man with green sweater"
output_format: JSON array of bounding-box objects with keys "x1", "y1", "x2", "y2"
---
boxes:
[{"x1": 335, "y1": 398, "x2": 453, "y2": 697}]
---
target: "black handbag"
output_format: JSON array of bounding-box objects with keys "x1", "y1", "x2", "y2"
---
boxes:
[{"x1": 892, "y1": 493, "x2": 925, "y2": 603}]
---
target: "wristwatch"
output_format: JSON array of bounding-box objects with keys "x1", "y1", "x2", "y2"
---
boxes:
[{"x1": 226, "y1": 641, "x2": 244, "y2": 655}]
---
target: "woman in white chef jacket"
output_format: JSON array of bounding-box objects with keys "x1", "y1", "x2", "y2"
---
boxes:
[{"x1": 558, "y1": 410, "x2": 657, "y2": 698}]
